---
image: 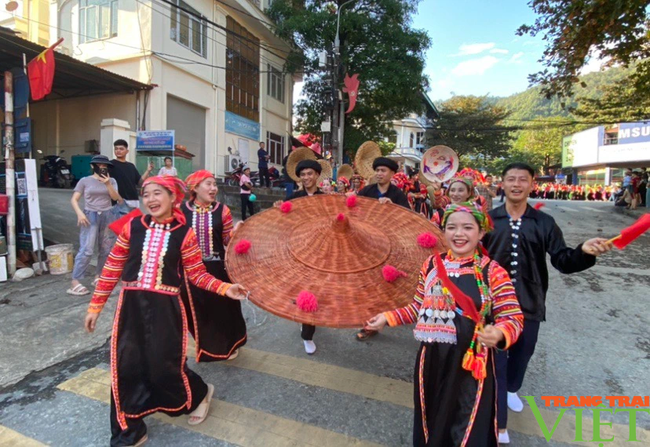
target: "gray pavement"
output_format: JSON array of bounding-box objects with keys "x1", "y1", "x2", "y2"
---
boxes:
[{"x1": 0, "y1": 197, "x2": 649, "y2": 446}]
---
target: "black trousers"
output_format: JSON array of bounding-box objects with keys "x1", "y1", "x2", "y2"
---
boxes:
[
  {"x1": 259, "y1": 167, "x2": 270, "y2": 188},
  {"x1": 496, "y1": 319, "x2": 541, "y2": 429},
  {"x1": 240, "y1": 194, "x2": 255, "y2": 220},
  {"x1": 301, "y1": 324, "x2": 316, "y2": 341}
]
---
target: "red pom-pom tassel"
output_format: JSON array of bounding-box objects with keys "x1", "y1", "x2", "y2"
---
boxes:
[
  {"x1": 417, "y1": 232, "x2": 438, "y2": 249},
  {"x1": 346, "y1": 195, "x2": 357, "y2": 208},
  {"x1": 234, "y1": 240, "x2": 251, "y2": 254},
  {"x1": 336, "y1": 213, "x2": 345, "y2": 221},
  {"x1": 280, "y1": 201, "x2": 293, "y2": 213},
  {"x1": 382, "y1": 265, "x2": 407, "y2": 283},
  {"x1": 296, "y1": 291, "x2": 319, "y2": 312}
]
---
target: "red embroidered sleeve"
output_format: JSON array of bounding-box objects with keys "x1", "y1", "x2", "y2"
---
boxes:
[
  {"x1": 489, "y1": 262, "x2": 524, "y2": 349},
  {"x1": 222, "y1": 205, "x2": 234, "y2": 246},
  {"x1": 182, "y1": 228, "x2": 232, "y2": 296},
  {"x1": 432, "y1": 190, "x2": 450, "y2": 210},
  {"x1": 88, "y1": 224, "x2": 131, "y2": 314},
  {"x1": 383, "y1": 256, "x2": 432, "y2": 327}
]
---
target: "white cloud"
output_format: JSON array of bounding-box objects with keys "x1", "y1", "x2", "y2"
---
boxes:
[
  {"x1": 490, "y1": 48, "x2": 509, "y2": 54},
  {"x1": 508, "y1": 52, "x2": 524, "y2": 63},
  {"x1": 451, "y1": 56, "x2": 499, "y2": 76},
  {"x1": 579, "y1": 49, "x2": 610, "y2": 75},
  {"x1": 455, "y1": 43, "x2": 495, "y2": 56}
]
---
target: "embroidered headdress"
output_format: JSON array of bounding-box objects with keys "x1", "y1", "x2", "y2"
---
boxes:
[
  {"x1": 142, "y1": 175, "x2": 188, "y2": 225},
  {"x1": 185, "y1": 170, "x2": 215, "y2": 196},
  {"x1": 441, "y1": 201, "x2": 493, "y2": 232}
]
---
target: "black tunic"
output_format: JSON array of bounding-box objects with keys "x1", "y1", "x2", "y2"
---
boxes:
[
  {"x1": 413, "y1": 257, "x2": 497, "y2": 447},
  {"x1": 181, "y1": 201, "x2": 247, "y2": 361},
  {"x1": 112, "y1": 216, "x2": 207, "y2": 431},
  {"x1": 358, "y1": 183, "x2": 411, "y2": 209}
]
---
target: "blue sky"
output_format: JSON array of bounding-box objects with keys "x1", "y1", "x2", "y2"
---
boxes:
[{"x1": 413, "y1": 0, "x2": 547, "y2": 101}]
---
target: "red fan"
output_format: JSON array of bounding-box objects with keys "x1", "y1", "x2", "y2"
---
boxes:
[
  {"x1": 609, "y1": 214, "x2": 650, "y2": 249},
  {"x1": 108, "y1": 209, "x2": 143, "y2": 235},
  {"x1": 533, "y1": 203, "x2": 545, "y2": 210}
]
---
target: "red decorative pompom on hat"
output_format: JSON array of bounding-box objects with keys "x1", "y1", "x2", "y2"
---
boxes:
[
  {"x1": 382, "y1": 265, "x2": 407, "y2": 283},
  {"x1": 296, "y1": 291, "x2": 319, "y2": 312},
  {"x1": 346, "y1": 195, "x2": 357, "y2": 208},
  {"x1": 280, "y1": 201, "x2": 293, "y2": 213},
  {"x1": 533, "y1": 202, "x2": 545, "y2": 210},
  {"x1": 417, "y1": 232, "x2": 438, "y2": 249},
  {"x1": 234, "y1": 240, "x2": 251, "y2": 254}
]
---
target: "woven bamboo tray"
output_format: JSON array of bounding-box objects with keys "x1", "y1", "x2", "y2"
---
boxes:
[
  {"x1": 337, "y1": 164, "x2": 354, "y2": 180},
  {"x1": 354, "y1": 141, "x2": 382, "y2": 181},
  {"x1": 225, "y1": 194, "x2": 446, "y2": 328},
  {"x1": 287, "y1": 147, "x2": 318, "y2": 183}
]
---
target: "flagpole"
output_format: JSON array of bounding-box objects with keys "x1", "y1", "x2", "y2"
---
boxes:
[
  {"x1": 4, "y1": 71, "x2": 16, "y2": 277},
  {"x1": 22, "y1": 53, "x2": 31, "y2": 159}
]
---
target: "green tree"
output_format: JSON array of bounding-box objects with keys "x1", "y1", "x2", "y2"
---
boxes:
[
  {"x1": 511, "y1": 117, "x2": 577, "y2": 174},
  {"x1": 267, "y1": 0, "x2": 431, "y2": 153},
  {"x1": 574, "y1": 61, "x2": 650, "y2": 123},
  {"x1": 518, "y1": 0, "x2": 650, "y2": 113},
  {"x1": 426, "y1": 95, "x2": 513, "y2": 171}
]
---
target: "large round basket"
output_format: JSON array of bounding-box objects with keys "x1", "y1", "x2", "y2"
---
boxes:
[
  {"x1": 317, "y1": 159, "x2": 333, "y2": 185},
  {"x1": 225, "y1": 195, "x2": 445, "y2": 328},
  {"x1": 354, "y1": 141, "x2": 382, "y2": 181},
  {"x1": 287, "y1": 147, "x2": 318, "y2": 183},
  {"x1": 337, "y1": 164, "x2": 354, "y2": 181}
]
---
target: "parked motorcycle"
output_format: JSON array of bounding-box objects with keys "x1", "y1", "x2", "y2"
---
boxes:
[
  {"x1": 225, "y1": 163, "x2": 260, "y2": 187},
  {"x1": 38, "y1": 150, "x2": 73, "y2": 188}
]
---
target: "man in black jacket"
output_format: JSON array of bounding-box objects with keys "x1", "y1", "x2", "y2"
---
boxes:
[
  {"x1": 275, "y1": 159, "x2": 323, "y2": 355},
  {"x1": 355, "y1": 157, "x2": 410, "y2": 341},
  {"x1": 483, "y1": 162, "x2": 611, "y2": 444},
  {"x1": 356, "y1": 157, "x2": 411, "y2": 208}
]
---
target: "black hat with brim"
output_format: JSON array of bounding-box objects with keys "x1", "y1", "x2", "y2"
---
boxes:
[
  {"x1": 372, "y1": 157, "x2": 398, "y2": 172},
  {"x1": 296, "y1": 159, "x2": 322, "y2": 176},
  {"x1": 90, "y1": 155, "x2": 113, "y2": 167}
]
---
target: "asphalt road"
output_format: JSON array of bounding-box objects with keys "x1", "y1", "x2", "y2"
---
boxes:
[{"x1": 1, "y1": 196, "x2": 648, "y2": 446}]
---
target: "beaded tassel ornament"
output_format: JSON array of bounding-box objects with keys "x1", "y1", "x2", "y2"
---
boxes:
[{"x1": 460, "y1": 251, "x2": 491, "y2": 380}]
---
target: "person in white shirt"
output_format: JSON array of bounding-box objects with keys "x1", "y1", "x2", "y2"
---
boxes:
[{"x1": 158, "y1": 157, "x2": 178, "y2": 177}]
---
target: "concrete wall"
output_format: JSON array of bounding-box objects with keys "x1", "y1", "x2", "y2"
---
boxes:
[{"x1": 30, "y1": 93, "x2": 137, "y2": 158}]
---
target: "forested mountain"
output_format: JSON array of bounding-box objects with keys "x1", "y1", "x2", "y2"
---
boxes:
[{"x1": 491, "y1": 65, "x2": 632, "y2": 122}]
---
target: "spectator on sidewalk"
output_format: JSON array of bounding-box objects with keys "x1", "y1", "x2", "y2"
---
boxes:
[
  {"x1": 240, "y1": 166, "x2": 255, "y2": 220},
  {"x1": 158, "y1": 157, "x2": 178, "y2": 177},
  {"x1": 68, "y1": 155, "x2": 122, "y2": 296},
  {"x1": 110, "y1": 139, "x2": 154, "y2": 215},
  {"x1": 258, "y1": 142, "x2": 271, "y2": 188}
]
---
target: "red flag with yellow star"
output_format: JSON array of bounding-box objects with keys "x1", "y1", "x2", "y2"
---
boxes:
[{"x1": 27, "y1": 48, "x2": 55, "y2": 100}]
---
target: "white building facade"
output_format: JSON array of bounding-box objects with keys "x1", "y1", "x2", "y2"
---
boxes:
[
  {"x1": 387, "y1": 93, "x2": 439, "y2": 170},
  {"x1": 2, "y1": 0, "x2": 296, "y2": 175}
]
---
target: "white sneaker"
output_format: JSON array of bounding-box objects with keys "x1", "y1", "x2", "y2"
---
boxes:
[
  {"x1": 498, "y1": 429, "x2": 510, "y2": 444},
  {"x1": 507, "y1": 392, "x2": 524, "y2": 412},
  {"x1": 303, "y1": 340, "x2": 316, "y2": 355}
]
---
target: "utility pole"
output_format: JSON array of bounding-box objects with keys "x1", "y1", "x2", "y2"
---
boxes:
[
  {"x1": 4, "y1": 71, "x2": 16, "y2": 276},
  {"x1": 334, "y1": 0, "x2": 354, "y2": 168}
]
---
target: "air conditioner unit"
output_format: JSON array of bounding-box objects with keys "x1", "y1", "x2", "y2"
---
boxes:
[{"x1": 224, "y1": 155, "x2": 241, "y2": 172}]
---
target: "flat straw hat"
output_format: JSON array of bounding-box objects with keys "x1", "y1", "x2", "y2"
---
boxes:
[
  {"x1": 317, "y1": 159, "x2": 333, "y2": 185},
  {"x1": 225, "y1": 195, "x2": 445, "y2": 328},
  {"x1": 355, "y1": 141, "x2": 382, "y2": 181},
  {"x1": 337, "y1": 164, "x2": 354, "y2": 181},
  {"x1": 287, "y1": 147, "x2": 318, "y2": 182}
]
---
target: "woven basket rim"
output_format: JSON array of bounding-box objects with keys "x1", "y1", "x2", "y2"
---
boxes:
[
  {"x1": 225, "y1": 194, "x2": 446, "y2": 328},
  {"x1": 287, "y1": 147, "x2": 318, "y2": 183}
]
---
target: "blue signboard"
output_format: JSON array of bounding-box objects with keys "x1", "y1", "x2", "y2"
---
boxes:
[
  {"x1": 617, "y1": 122, "x2": 650, "y2": 144},
  {"x1": 225, "y1": 111, "x2": 260, "y2": 141},
  {"x1": 136, "y1": 130, "x2": 175, "y2": 151}
]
